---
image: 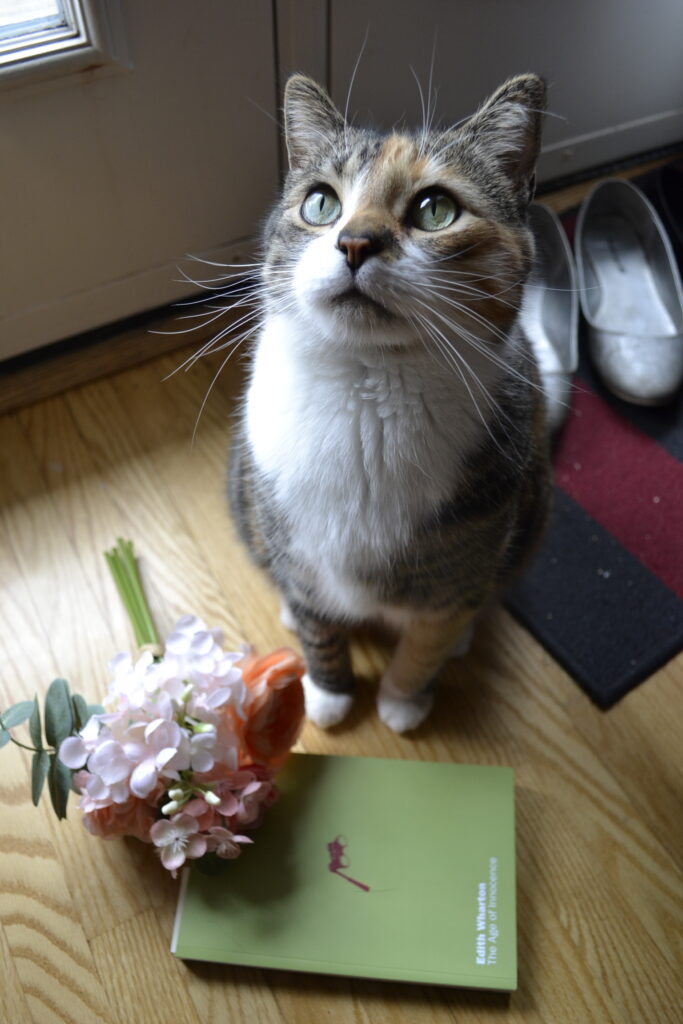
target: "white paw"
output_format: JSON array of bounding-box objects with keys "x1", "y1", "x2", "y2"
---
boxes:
[
  {"x1": 302, "y1": 674, "x2": 354, "y2": 728},
  {"x1": 377, "y1": 688, "x2": 434, "y2": 733},
  {"x1": 279, "y1": 600, "x2": 297, "y2": 632}
]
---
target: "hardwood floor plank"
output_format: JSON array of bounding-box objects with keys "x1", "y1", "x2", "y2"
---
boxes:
[
  {"x1": 0, "y1": 754, "x2": 113, "y2": 1024},
  {"x1": 563, "y1": 663, "x2": 683, "y2": 867},
  {"x1": 0, "y1": 921, "x2": 33, "y2": 1024},
  {"x1": 90, "y1": 910, "x2": 202, "y2": 1024}
]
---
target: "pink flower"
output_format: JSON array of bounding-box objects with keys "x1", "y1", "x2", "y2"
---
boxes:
[
  {"x1": 123, "y1": 719, "x2": 190, "y2": 798},
  {"x1": 82, "y1": 796, "x2": 159, "y2": 842},
  {"x1": 182, "y1": 796, "x2": 219, "y2": 832},
  {"x1": 149, "y1": 813, "x2": 207, "y2": 874},
  {"x1": 205, "y1": 826, "x2": 253, "y2": 860}
]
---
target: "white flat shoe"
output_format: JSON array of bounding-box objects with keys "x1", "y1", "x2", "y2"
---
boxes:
[
  {"x1": 522, "y1": 203, "x2": 579, "y2": 430},
  {"x1": 575, "y1": 178, "x2": 683, "y2": 406}
]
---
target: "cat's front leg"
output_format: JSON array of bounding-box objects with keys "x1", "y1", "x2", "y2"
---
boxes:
[
  {"x1": 378, "y1": 607, "x2": 476, "y2": 733},
  {"x1": 290, "y1": 605, "x2": 356, "y2": 728}
]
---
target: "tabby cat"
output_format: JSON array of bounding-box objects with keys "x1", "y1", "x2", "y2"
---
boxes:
[{"x1": 229, "y1": 73, "x2": 552, "y2": 733}]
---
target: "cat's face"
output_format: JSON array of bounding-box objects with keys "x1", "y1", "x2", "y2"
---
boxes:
[{"x1": 263, "y1": 74, "x2": 546, "y2": 353}]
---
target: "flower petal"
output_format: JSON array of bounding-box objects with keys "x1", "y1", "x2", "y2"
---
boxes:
[
  {"x1": 185, "y1": 835, "x2": 207, "y2": 860},
  {"x1": 150, "y1": 818, "x2": 175, "y2": 846},
  {"x1": 130, "y1": 759, "x2": 158, "y2": 798},
  {"x1": 59, "y1": 735, "x2": 88, "y2": 769},
  {"x1": 160, "y1": 844, "x2": 187, "y2": 871}
]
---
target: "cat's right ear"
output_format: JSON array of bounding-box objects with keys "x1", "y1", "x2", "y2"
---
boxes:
[{"x1": 284, "y1": 75, "x2": 345, "y2": 169}]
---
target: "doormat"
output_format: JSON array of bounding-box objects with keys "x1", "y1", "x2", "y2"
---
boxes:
[{"x1": 506, "y1": 175, "x2": 683, "y2": 708}]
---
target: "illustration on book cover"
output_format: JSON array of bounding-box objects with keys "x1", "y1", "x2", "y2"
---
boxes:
[{"x1": 327, "y1": 835, "x2": 370, "y2": 892}]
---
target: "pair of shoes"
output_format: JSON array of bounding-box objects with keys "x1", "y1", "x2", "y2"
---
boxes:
[
  {"x1": 522, "y1": 203, "x2": 579, "y2": 431},
  {"x1": 575, "y1": 177, "x2": 683, "y2": 407},
  {"x1": 523, "y1": 173, "x2": 683, "y2": 422}
]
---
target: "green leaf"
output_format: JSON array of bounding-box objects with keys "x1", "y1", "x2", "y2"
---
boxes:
[
  {"x1": 71, "y1": 694, "x2": 89, "y2": 732},
  {"x1": 44, "y1": 679, "x2": 74, "y2": 748},
  {"x1": 29, "y1": 696, "x2": 43, "y2": 749},
  {"x1": 0, "y1": 701, "x2": 35, "y2": 729},
  {"x1": 47, "y1": 753, "x2": 71, "y2": 819},
  {"x1": 87, "y1": 704, "x2": 105, "y2": 717},
  {"x1": 32, "y1": 750, "x2": 50, "y2": 806},
  {"x1": 0, "y1": 729, "x2": 10, "y2": 749}
]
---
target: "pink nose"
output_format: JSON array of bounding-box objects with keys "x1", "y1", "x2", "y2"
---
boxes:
[{"x1": 337, "y1": 234, "x2": 374, "y2": 270}]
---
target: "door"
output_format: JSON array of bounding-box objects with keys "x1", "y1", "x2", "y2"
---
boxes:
[
  {"x1": 0, "y1": 0, "x2": 279, "y2": 359},
  {"x1": 314, "y1": 0, "x2": 683, "y2": 184}
]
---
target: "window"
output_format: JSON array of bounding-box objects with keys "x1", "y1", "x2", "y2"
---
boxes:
[
  {"x1": 0, "y1": 0, "x2": 127, "y2": 89},
  {"x1": 0, "y1": 0, "x2": 88, "y2": 68}
]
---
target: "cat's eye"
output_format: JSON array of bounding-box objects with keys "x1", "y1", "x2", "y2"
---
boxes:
[
  {"x1": 301, "y1": 186, "x2": 342, "y2": 226},
  {"x1": 410, "y1": 190, "x2": 459, "y2": 231}
]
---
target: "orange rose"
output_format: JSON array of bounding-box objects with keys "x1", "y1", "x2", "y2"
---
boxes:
[{"x1": 237, "y1": 647, "x2": 305, "y2": 771}]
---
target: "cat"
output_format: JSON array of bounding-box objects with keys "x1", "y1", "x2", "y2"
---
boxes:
[{"x1": 228, "y1": 72, "x2": 552, "y2": 733}]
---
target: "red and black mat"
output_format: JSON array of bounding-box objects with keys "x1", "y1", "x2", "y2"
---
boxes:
[
  {"x1": 507, "y1": 181, "x2": 683, "y2": 707},
  {"x1": 506, "y1": 351, "x2": 683, "y2": 707}
]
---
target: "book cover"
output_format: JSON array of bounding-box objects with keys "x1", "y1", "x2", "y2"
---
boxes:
[{"x1": 171, "y1": 753, "x2": 516, "y2": 990}]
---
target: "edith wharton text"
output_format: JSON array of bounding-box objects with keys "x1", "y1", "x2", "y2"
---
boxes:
[{"x1": 475, "y1": 857, "x2": 500, "y2": 966}]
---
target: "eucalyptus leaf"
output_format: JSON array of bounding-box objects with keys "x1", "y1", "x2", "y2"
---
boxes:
[
  {"x1": 32, "y1": 750, "x2": 49, "y2": 806},
  {"x1": 47, "y1": 753, "x2": 71, "y2": 819},
  {"x1": 71, "y1": 694, "x2": 89, "y2": 732},
  {"x1": 87, "y1": 704, "x2": 105, "y2": 717},
  {"x1": 44, "y1": 679, "x2": 74, "y2": 748},
  {"x1": 0, "y1": 700, "x2": 34, "y2": 729},
  {"x1": 29, "y1": 696, "x2": 42, "y2": 750},
  {"x1": 0, "y1": 729, "x2": 10, "y2": 749}
]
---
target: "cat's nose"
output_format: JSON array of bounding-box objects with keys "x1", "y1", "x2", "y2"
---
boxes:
[{"x1": 337, "y1": 231, "x2": 386, "y2": 270}]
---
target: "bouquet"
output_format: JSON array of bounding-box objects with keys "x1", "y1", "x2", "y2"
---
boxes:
[{"x1": 0, "y1": 541, "x2": 305, "y2": 876}]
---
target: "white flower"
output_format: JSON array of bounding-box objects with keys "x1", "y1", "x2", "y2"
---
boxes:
[
  {"x1": 123, "y1": 718, "x2": 190, "y2": 798},
  {"x1": 59, "y1": 715, "x2": 101, "y2": 769}
]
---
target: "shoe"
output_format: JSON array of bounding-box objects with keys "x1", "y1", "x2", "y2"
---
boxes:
[
  {"x1": 522, "y1": 203, "x2": 579, "y2": 430},
  {"x1": 637, "y1": 159, "x2": 683, "y2": 273},
  {"x1": 575, "y1": 178, "x2": 683, "y2": 406}
]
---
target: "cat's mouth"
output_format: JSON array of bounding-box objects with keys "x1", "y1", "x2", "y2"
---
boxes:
[{"x1": 331, "y1": 287, "x2": 393, "y2": 319}]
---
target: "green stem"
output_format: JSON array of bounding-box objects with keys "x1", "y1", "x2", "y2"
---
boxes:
[
  {"x1": 8, "y1": 736, "x2": 48, "y2": 754},
  {"x1": 105, "y1": 539, "x2": 160, "y2": 649}
]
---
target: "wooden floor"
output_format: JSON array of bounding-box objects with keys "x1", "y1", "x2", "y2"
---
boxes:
[{"x1": 2, "y1": 204, "x2": 683, "y2": 1023}]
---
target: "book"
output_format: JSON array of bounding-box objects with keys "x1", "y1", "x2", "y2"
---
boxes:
[{"x1": 171, "y1": 753, "x2": 516, "y2": 990}]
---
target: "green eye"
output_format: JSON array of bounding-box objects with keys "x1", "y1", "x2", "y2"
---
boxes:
[
  {"x1": 410, "y1": 190, "x2": 458, "y2": 231},
  {"x1": 301, "y1": 186, "x2": 342, "y2": 226}
]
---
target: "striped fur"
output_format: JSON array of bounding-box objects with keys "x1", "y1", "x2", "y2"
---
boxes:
[{"x1": 229, "y1": 74, "x2": 552, "y2": 731}]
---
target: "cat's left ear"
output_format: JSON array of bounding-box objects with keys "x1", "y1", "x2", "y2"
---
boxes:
[
  {"x1": 284, "y1": 75, "x2": 345, "y2": 170},
  {"x1": 464, "y1": 74, "x2": 546, "y2": 197}
]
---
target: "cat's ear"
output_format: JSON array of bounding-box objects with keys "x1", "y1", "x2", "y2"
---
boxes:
[
  {"x1": 464, "y1": 74, "x2": 546, "y2": 196},
  {"x1": 284, "y1": 75, "x2": 345, "y2": 169}
]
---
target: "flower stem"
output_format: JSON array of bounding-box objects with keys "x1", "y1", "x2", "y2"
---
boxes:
[
  {"x1": 8, "y1": 736, "x2": 46, "y2": 754},
  {"x1": 105, "y1": 539, "x2": 160, "y2": 650}
]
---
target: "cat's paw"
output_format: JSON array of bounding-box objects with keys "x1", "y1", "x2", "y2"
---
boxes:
[
  {"x1": 376, "y1": 687, "x2": 434, "y2": 733},
  {"x1": 302, "y1": 674, "x2": 354, "y2": 728}
]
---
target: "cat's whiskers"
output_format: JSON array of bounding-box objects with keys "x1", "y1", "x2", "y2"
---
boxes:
[
  {"x1": 421, "y1": 275, "x2": 521, "y2": 309},
  {"x1": 420, "y1": 296, "x2": 545, "y2": 399},
  {"x1": 408, "y1": 294, "x2": 533, "y2": 440},
  {"x1": 410, "y1": 308, "x2": 513, "y2": 459},
  {"x1": 343, "y1": 28, "x2": 370, "y2": 151},
  {"x1": 415, "y1": 288, "x2": 512, "y2": 346}
]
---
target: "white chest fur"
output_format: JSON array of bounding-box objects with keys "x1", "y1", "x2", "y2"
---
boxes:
[{"x1": 245, "y1": 313, "x2": 495, "y2": 617}]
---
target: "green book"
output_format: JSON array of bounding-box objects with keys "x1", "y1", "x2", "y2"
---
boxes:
[{"x1": 171, "y1": 753, "x2": 516, "y2": 990}]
